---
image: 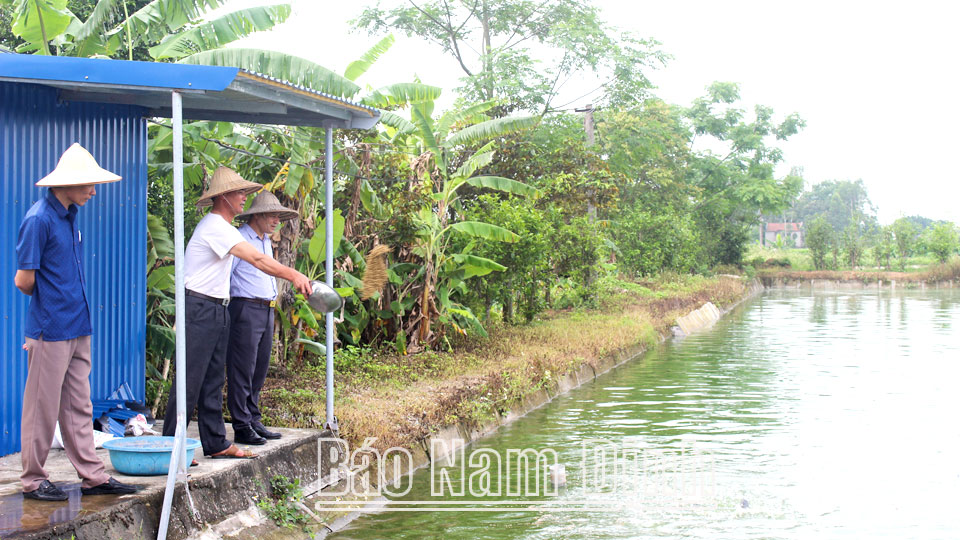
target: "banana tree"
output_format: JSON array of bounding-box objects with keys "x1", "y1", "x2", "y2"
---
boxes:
[
  {"x1": 8, "y1": 0, "x2": 289, "y2": 60},
  {"x1": 376, "y1": 99, "x2": 540, "y2": 348}
]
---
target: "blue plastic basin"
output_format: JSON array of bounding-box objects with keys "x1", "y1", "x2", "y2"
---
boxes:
[{"x1": 102, "y1": 436, "x2": 201, "y2": 476}]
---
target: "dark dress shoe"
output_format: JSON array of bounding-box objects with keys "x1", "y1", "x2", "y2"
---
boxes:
[
  {"x1": 252, "y1": 421, "x2": 282, "y2": 440},
  {"x1": 234, "y1": 425, "x2": 267, "y2": 445},
  {"x1": 23, "y1": 480, "x2": 68, "y2": 501},
  {"x1": 81, "y1": 477, "x2": 139, "y2": 496}
]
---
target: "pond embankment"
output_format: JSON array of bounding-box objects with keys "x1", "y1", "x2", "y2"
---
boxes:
[
  {"x1": 225, "y1": 275, "x2": 765, "y2": 537},
  {"x1": 759, "y1": 268, "x2": 960, "y2": 290}
]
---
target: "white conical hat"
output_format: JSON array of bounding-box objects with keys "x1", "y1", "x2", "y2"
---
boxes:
[
  {"x1": 196, "y1": 166, "x2": 263, "y2": 208},
  {"x1": 35, "y1": 143, "x2": 122, "y2": 186}
]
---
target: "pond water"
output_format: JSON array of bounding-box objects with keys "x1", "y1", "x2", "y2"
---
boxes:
[{"x1": 328, "y1": 289, "x2": 960, "y2": 539}]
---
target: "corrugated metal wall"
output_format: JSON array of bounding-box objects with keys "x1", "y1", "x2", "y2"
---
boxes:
[{"x1": 0, "y1": 81, "x2": 147, "y2": 456}]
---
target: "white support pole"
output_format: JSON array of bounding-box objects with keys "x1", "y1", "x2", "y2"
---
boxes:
[
  {"x1": 324, "y1": 126, "x2": 336, "y2": 432},
  {"x1": 158, "y1": 90, "x2": 187, "y2": 540}
]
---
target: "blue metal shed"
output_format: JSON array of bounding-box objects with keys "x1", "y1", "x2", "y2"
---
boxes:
[
  {"x1": 0, "y1": 81, "x2": 148, "y2": 457},
  {"x1": 0, "y1": 54, "x2": 379, "y2": 458}
]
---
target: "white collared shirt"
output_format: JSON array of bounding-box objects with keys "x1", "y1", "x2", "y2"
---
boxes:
[{"x1": 184, "y1": 213, "x2": 245, "y2": 298}]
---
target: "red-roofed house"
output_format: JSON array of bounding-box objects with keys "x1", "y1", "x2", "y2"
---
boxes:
[{"x1": 761, "y1": 222, "x2": 805, "y2": 247}]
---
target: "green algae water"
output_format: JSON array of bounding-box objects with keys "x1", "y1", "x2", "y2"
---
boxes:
[{"x1": 329, "y1": 290, "x2": 960, "y2": 539}]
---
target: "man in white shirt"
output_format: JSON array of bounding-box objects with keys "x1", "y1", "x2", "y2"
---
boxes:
[
  {"x1": 161, "y1": 167, "x2": 311, "y2": 460},
  {"x1": 226, "y1": 191, "x2": 297, "y2": 445}
]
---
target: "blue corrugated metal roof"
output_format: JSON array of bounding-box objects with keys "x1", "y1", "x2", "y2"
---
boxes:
[
  {"x1": 0, "y1": 53, "x2": 238, "y2": 91},
  {"x1": 0, "y1": 54, "x2": 380, "y2": 129}
]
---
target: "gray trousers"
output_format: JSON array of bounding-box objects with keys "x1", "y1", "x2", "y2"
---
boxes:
[
  {"x1": 226, "y1": 300, "x2": 274, "y2": 427},
  {"x1": 20, "y1": 335, "x2": 110, "y2": 491}
]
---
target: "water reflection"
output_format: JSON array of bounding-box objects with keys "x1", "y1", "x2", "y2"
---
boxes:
[
  {"x1": 331, "y1": 289, "x2": 960, "y2": 540},
  {"x1": 0, "y1": 483, "x2": 83, "y2": 536},
  {"x1": 809, "y1": 294, "x2": 827, "y2": 325}
]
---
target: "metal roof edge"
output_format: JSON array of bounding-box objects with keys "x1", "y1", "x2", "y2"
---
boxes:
[
  {"x1": 0, "y1": 54, "x2": 239, "y2": 91},
  {"x1": 235, "y1": 70, "x2": 379, "y2": 117},
  {"x1": 0, "y1": 54, "x2": 381, "y2": 130}
]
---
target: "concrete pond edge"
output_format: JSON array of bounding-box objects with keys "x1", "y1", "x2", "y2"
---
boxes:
[{"x1": 301, "y1": 277, "x2": 766, "y2": 539}]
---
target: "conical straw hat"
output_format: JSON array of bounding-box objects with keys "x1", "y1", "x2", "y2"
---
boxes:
[
  {"x1": 196, "y1": 166, "x2": 263, "y2": 207},
  {"x1": 35, "y1": 143, "x2": 122, "y2": 186},
  {"x1": 237, "y1": 190, "x2": 298, "y2": 221}
]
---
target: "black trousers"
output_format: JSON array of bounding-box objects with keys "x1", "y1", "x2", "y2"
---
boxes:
[
  {"x1": 226, "y1": 300, "x2": 274, "y2": 427},
  {"x1": 162, "y1": 295, "x2": 231, "y2": 456}
]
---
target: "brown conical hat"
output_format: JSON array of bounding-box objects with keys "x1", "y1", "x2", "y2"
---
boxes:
[
  {"x1": 196, "y1": 166, "x2": 262, "y2": 208},
  {"x1": 237, "y1": 190, "x2": 298, "y2": 221},
  {"x1": 36, "y1": 143, "x2": 122, "y2": 187}
]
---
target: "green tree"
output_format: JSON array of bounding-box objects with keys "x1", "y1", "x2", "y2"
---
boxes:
[
  {"x1": 596, "y1": 100, "x2": 692, "y2": 208},
  {"x1": 872, "y1": 225, "x2": 894, "y2": 270},
  {"x1": 841, "y1": 223, "x2": 865, "y2": 269},
  {"x1": 461, "y1": 193, "x2": 550, "y2": 323},
  {"x1": 902, "y1": 214, "x2": 935, "y2": 232},
  {"x1": 1, "y1": 2, "x2": 18, "y2": 49},
  {"x1": 684, "y1": 82, "x2": 805, "y2": 265},
  {"x1": 830, "y1": 235, "x2": 840, "y2": 270},
  {"x1": 891, "y1": 217, "x2": 918, "y2": 271},
  {"x1": 366, "y1": 96, "x2": 540, "y2": 347},
  {"x1": 353, "y1": 0, "x2": 667, "y2": 114},
  {"x1": 598, "y1": 101, "x2": 701, "y2": 275},
  {"x1": 925, "y1": 222, "x2": 958, "y2": 264},
  {"x1": 792, "y1": 179, "x2": 877, "y2": 233},
  {"x1": 805, "y1": 216, "x2": 833, "y2": 271},
  {"x1": 468, "y1": 115, "x2": 615, "y2": 310}
]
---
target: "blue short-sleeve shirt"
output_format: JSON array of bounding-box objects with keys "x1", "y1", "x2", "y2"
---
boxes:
[
  {"x1": 230, "y1": 223, "x2": 278, "y2": 301},
  {"x1": 16, "y1": 189, "x2": 92, "y2": 341}
]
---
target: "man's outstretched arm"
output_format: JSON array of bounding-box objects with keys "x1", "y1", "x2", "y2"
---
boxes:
[{"x1": 229, "y1": 241, "x2": 312, "y2": 295}]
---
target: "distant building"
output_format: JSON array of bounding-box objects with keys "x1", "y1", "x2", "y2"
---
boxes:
[{"x1": 761, "y1": 222, "x2": 805, "y2": 247}]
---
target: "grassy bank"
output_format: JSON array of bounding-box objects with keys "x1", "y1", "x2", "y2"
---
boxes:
[
  {"x1": 758, "y1": 258, "x2": 960, "y2": 283},
  {"x1": 260, "y1": 274, "x2": 749, "y2": 451}
]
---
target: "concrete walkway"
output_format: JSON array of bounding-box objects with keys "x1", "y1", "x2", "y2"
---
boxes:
[{"x1": 0, "y1": 423, "x2": 326, "y2": 540}]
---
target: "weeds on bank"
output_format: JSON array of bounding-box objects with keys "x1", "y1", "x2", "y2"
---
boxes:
[
  {"x1": 916, "y1": 258, "x2": 960, "y2": 281},
  {"x1": 745, "y1": 245, "x2": 814, "y2": 270},
  {"x1": 256, "y1": 475, "x2": 310, "y2": 530}
]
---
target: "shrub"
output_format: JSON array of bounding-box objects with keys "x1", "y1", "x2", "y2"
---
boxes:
[
  {"x1": 926, "y1": 222, "x2": 958, "y2": 264},
  {"x1": 256, "y1": 475, "x2": 309, "y2": 529},
  {"x1": 805, "y1": 216, "x2": 834, "y2": 270},
  {"x1": 713, "y1": 263, "x2": 741, "y2": 275},
  {"x1": 763, "y1": 257, "x2": 791, "y2": 268}
]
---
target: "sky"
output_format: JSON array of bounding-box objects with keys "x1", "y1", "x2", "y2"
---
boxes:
[{"x1": 233, "y1": 0, "x2": 960, "y2": 225}]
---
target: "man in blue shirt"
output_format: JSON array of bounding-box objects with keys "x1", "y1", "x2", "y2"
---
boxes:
[
  {"x1": 14, "y1": 143, "x2": 138, "y2": 501},
  {"x1": 226, "y1": 191, "x2": 298, "y2": 445}
]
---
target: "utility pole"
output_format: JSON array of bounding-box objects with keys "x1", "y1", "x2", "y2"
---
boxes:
[
  {"x1": 576, "y1": 103, "x2": 597, "y2": 288},
  {"x1": 575, "y1": 103, "x2": 597, "y2": 223},
  {"x1": 577, "y1": 103, "x2": 595, "y2": 147}
]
